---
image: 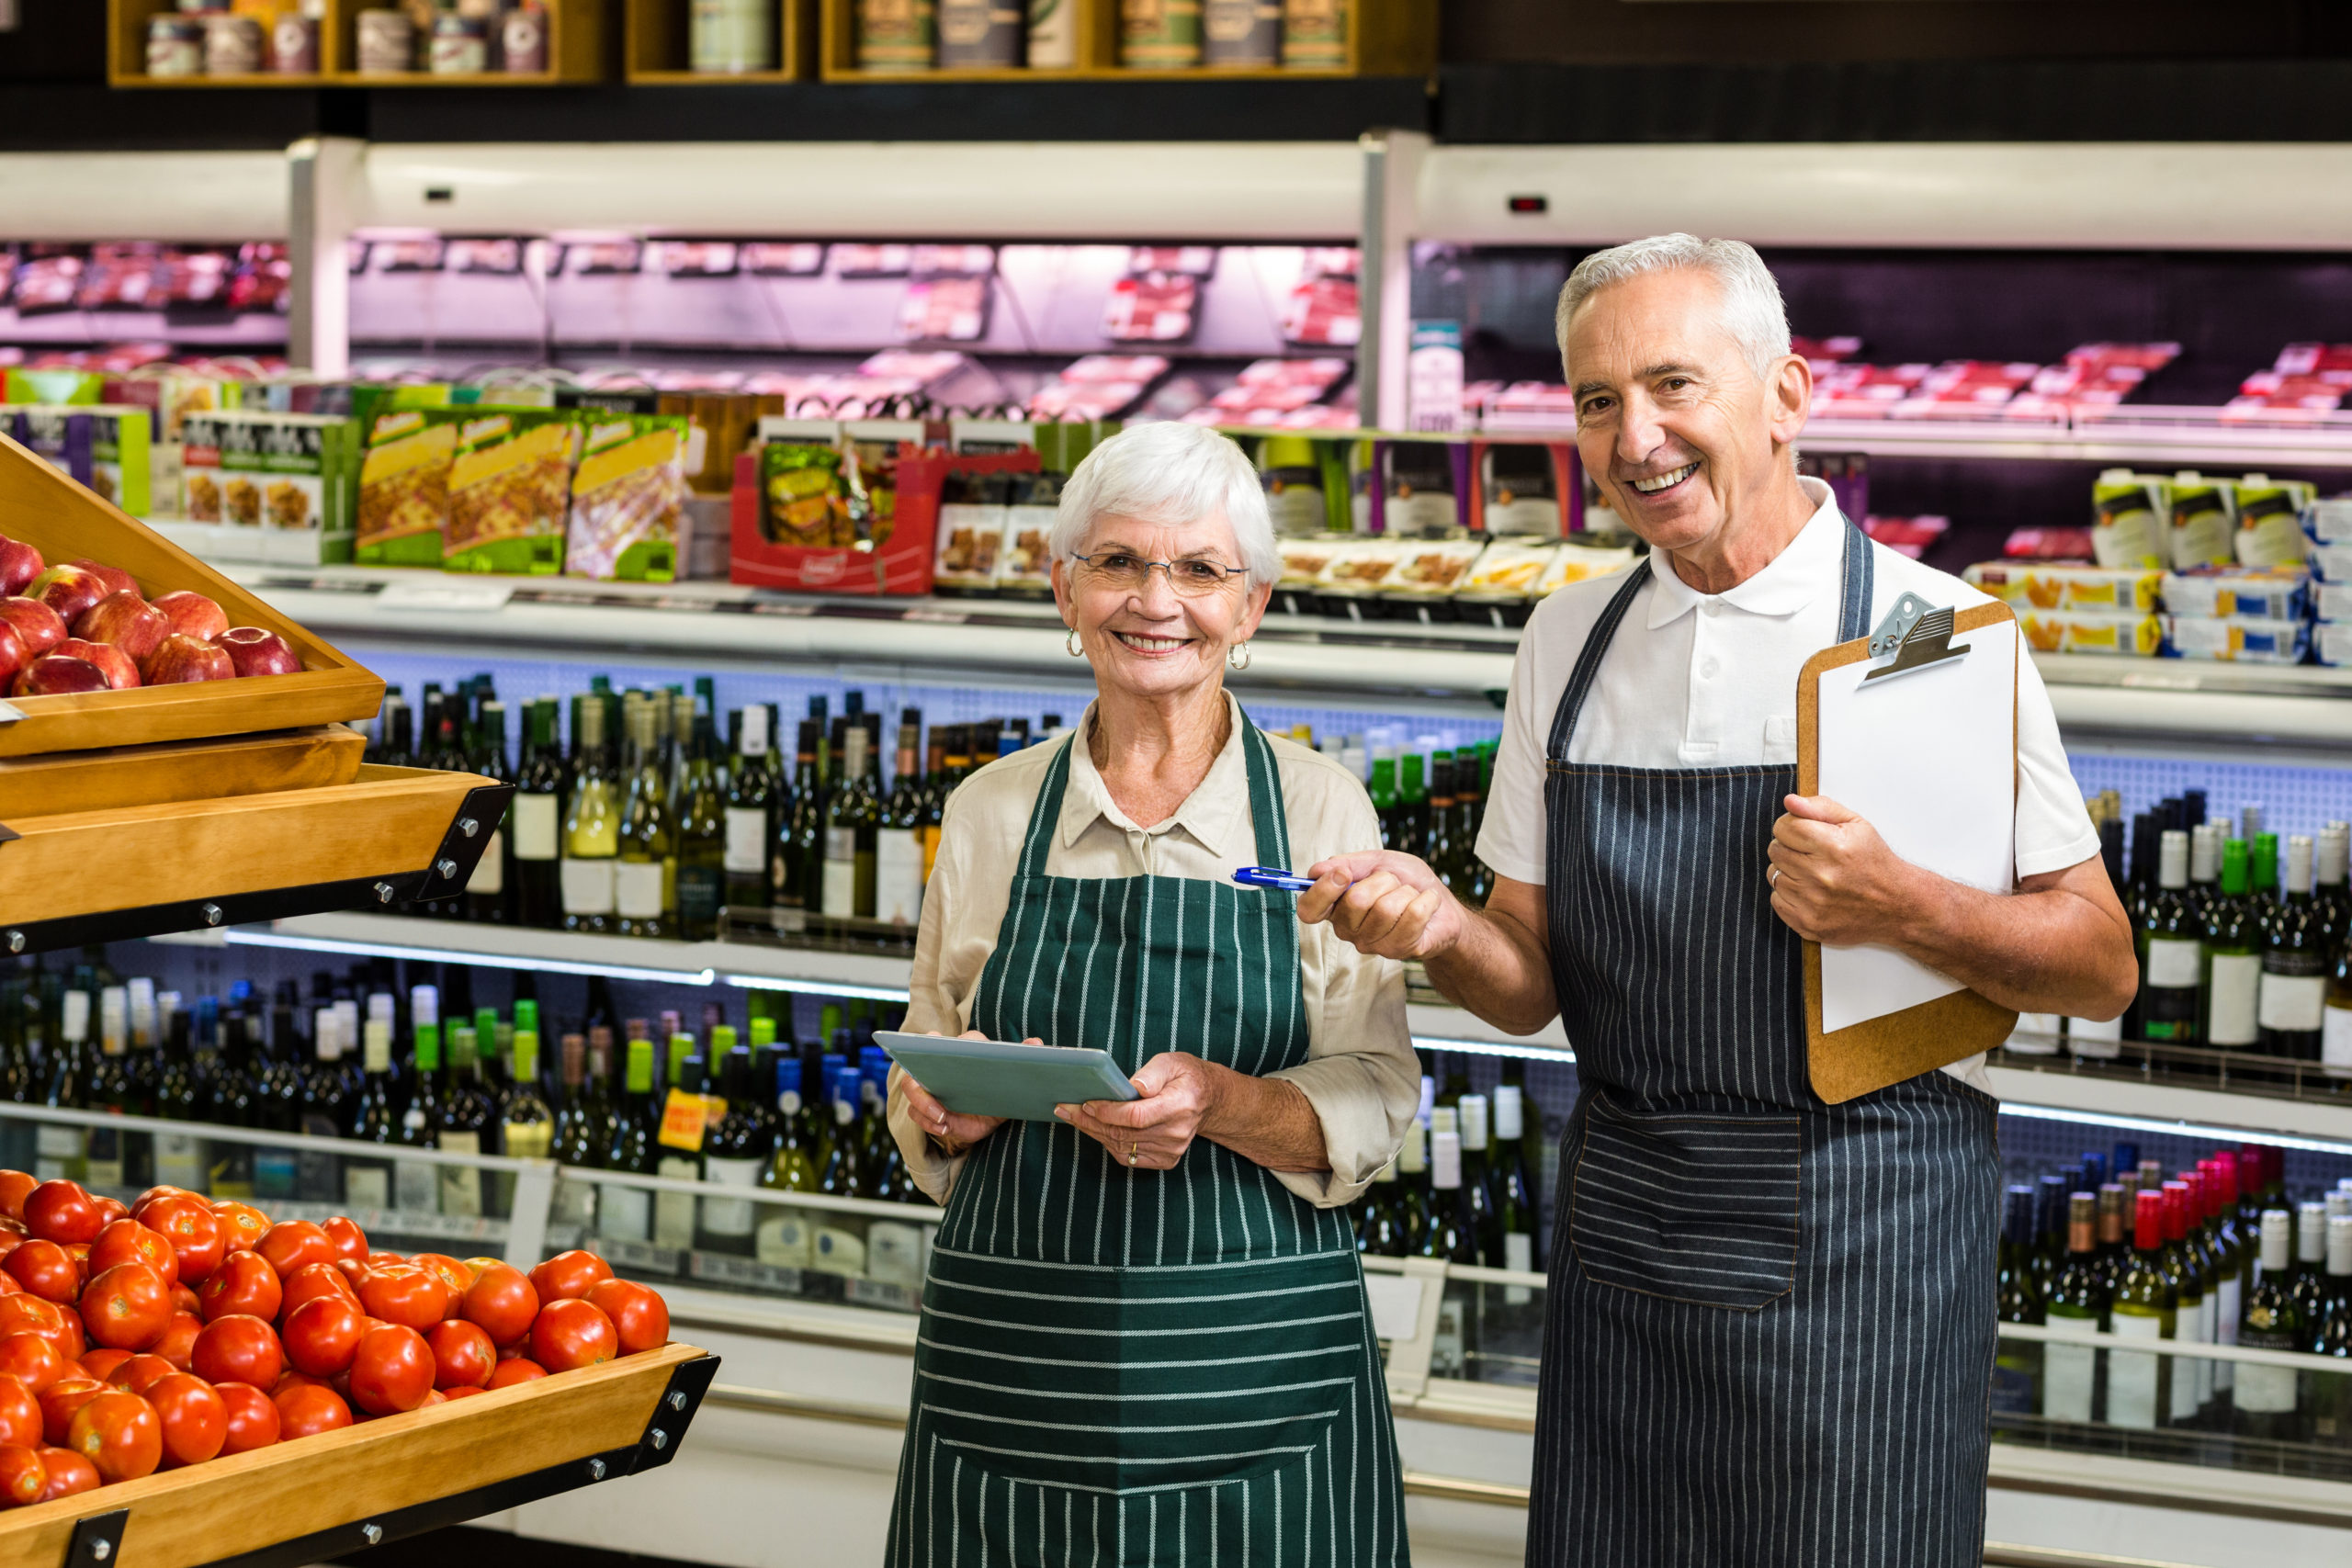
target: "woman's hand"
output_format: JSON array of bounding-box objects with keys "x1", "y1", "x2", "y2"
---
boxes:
[
  {"x1": 899, "y1": 1030, "x2": 1014, "y2": 1156},
  {"x1": 1056, "y1": 1053, "x2": 1220, "y2": 1170}
]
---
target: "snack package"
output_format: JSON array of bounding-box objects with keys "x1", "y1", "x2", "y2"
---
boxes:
[
  {"x1": 2316, "y1": 581, "x2": 2352, "y2": 623},
  {"x1": 1460, "y1": 541, "x2": 1558, "y2": 598},
  {"x1": 185, "y1": 410, "x2": 355, "y2": 547},
  {"x1": 2164, "y1": 615, "x2": 2308, "y2": 664},
  {"x1": 2310, "y1": 497, "x2": 2352, "y2": 545},
  {"x1": 1385, "y1": 539, "x2": 1487, "y2": 598},
  {"x1": 1536, "y1": 543, "x2": 1640, "y2": 595},
  {"x1": 1962, "y1": 562, "x2": 2162, "y2": 613},
  {"x1": 2018, "y1": 607, "x2": 2163, "y2": 657},
  {"x1": 565, "y1": 414, "x2": 688, "y2": 581},
  {"x1": 997, "y1": 471, "x2": 1057, "y2": 597},
  {"x1": 2315, "y1": 545, "x2": 2352, "y2": 583},
  {"x1": 2159, "y1": 568, "x2": 2309, "y2": 622},
  {"x1": 2090, "y1": 469, "x2": 2167, "y2": 570},
  {"x1": 88, "y1": 405, "x2": 153, "y2": 515},
  {"x1": 931, "y1": 468, "x2": 1008, "y2": 593},
  {"x1": 1314, "y1": 539, "x2": 1407, "y2": 598},
  {"x1": 2165, "y1": 472, "x2": 2236, "y2": 570},
  {"x1": 8, "y1": 407, "x2": 91, "y2": 488},
  {"x1": 2235, "y1": 476, "x2": 2315, "y2": 568},
  {"x1": 357, "y1": 409, "x2": 458, "y2": 566},
  {"x1": 443, "y1": 409, "x2": 579, "y2": 574},
  {"x1": 2317, "y1": 622, "x2": 2352, "y2": 667},
  {"x1": 756, "y1": 421, "x2": 856, "y2": 549}
]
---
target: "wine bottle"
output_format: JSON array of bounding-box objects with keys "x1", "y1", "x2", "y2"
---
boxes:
[
  {"x1": 2041, "y1": 1191, "x2": 2107, "y2": 1424},
  {"x1": 696, "y1": 1038, "x2": 763, "y2": 1257},
  {"x1": 1424, "y1": 752, "x2": 1458, "y2": 896},
  {"x1": 2251, "y1": 829, "x2": 2280, "y2": 921},
  {"x1": 616, "y1": 697, "x2": 678, "y2": 940},
  {"x1": 2109, "y1": 1189, "x2": 2176, "y2": 1431},
  {"x1": 394, "y1": 1010, "x2": 442, "y2": 1215},
  {"x1": 2238, "y1": 1209, "x2": 2306, "y2": 1440},
  {"x1": 2291, "y1": 1200, "x2": 2331, "y2": 1330},
  {"x1": 560, "y1": 697, "x2": 619, "y2": 935},
  {"x1": 2319, "y1": 822, "x2": 2351, "y2": 950},
  {"x1": 2314, "y1": 1213, "x2": 2352, "y2": 1444},
  {"x1": 600, "y1": 1036, "x2": 658, "y2": 1246},
  {"x1": 2187, "y1": 824, "x2": 2220, "y2": 929},
  {"x1": 675, "y1": 709, "x2": 727, "y2": 942},
  {"x1": 1993, "y1": 1184, "x2": 2045, "y2": 1419},
  {"x1": 510, "y1": 700, "x2": 564, "y2": 930},
  {"x1": 918, "y1": 724, "x2": 950, "y2": 886},
  {"x1": 778, "y1": 719, "x2": 823, "y2": 913},
  {"x1": 2201, "y1": 1156, "x2": 2245, "y2": 1414},
  {"x1": 725, "y1": 705, "x2": 776, "y2": 915},
  {"x1": 2137, "y1": 829, "x2": 2201, "y2": 1043},
  {"x1": 1455, "y1": 1092, "x2": 1501, "y2": 1268},
  {"x1": 2206, "y1": 839, "x2": 2260, "y2": 1054},
  {"x1": 2259, "y1": 834, "x2": 2327, "y2": 1062},
  {"x1": 1368, "y1": 750, "x2": 1399, "y2": 852},
  {"x1": 1424, "y1": 1122, "x2": 1476, "y2": 1378},
  {"x1": 38, "y1": 987, "x2": 89, "y2": 1182},
  {"x1": 875, "y1": 709, "x2": 926, "y2": 927},
  {"x1": 1490, "y1": 1084, "x2": 1540, "y2": 1298},
  {"x1": 822, "y1": 720, "x2": 867, "y2": 920},
  {"x1": 463, "y1": 698, "x2": 514, "y2": 923},
  {"x1": 652, "y1": 1036, "x2": 704, "y2": 1252},
  {"x1": 2161, "y1": 1178, "x2": 2213, "y2": 1426},
  {"x1": 435, "y1": 1024, "x2": 494, "y2": 1218}
]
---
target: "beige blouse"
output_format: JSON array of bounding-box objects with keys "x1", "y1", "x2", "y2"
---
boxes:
[{"x1": 886, "y1": 694, "x2": 1419, "y2": 1210}]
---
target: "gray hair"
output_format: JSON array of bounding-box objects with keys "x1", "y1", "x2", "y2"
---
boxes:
[
  {"x1": 1555, "y1": 233, "x2": 1792, "y2": 382},
  {"x1": 1049, "y1": 421, "x2": 1279, "y2": 584}
]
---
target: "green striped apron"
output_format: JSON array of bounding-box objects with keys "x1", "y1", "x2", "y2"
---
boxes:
[{"x1": 888, "y1": 724, "x2": 1408, "y2": 1568}]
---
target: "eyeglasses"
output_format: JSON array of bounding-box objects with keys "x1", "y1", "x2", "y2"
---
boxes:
[{"x1": 1069, "y1": 550, "x2": 1250, "y2": 598}]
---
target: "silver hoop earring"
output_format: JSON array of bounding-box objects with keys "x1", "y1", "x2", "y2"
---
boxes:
[
  {"x1": 1228, "y1": 642, "x2": 1251, "y2": 671},
  {"x1": 1067, "y1": 627, "x2": 1084, "y2": 658}
]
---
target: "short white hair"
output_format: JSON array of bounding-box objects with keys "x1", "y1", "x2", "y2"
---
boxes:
[
  {"x1": 1049, "y1": 421, "x2": 1278, "y2": 583},
  {"x1": 1555, "y1": 233, "x2": 1792, "y2": 382}
]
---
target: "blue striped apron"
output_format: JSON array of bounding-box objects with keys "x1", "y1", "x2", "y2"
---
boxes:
[
  {"x1": 888, "y1": 724, "x2": 1408, "y2": 1568},
  {"x1": 1525, "y1": 525, "x2": 2001, "y2": 1568}
]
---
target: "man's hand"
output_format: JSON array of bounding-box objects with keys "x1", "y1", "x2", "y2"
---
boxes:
[
  {"x1": 1057, "y1": 1052, "x2": 1218, "y2": 1170},
  {"x1": 898, "y1": 1029, "x2": 1014, "y2": 1156},
  {"x1": 1768, "y1": 794, "x2": 1925, "y2": 945},
  {"x1": 1295, "y1": 851, "x2": 1469, "y2": 962}
]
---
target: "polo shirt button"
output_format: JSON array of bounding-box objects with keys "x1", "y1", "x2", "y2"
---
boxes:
[{"x1": 1702, "y1": 659, "x2": 1720, "y2": 679}]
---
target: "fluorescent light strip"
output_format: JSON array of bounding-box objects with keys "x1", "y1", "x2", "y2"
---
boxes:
[
  {"x1": 221, "y1": 930, "x2": 716, "y2": 987},
  {"x1": 722, "y1": 973, "x2": 915, "y2": 1005},
  {"x1": 1409, "y1": 1034, "x2": 1576, "y2": 1063},
  {"x1": 1997, "y1": 1099, "x2": 2352, "y2": 1158}
]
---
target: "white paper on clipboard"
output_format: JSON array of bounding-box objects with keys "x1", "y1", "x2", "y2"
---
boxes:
[{"x1": 1815, "y1": 615, "x2": 2018, "y2": 1034}]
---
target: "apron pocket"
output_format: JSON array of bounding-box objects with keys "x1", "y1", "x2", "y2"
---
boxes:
[{"x1": 1568, "y1": 1093, "x2": 1801, "y2": 1311}]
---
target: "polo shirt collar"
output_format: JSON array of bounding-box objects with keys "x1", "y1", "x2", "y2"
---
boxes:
[
  {"x1": 1643, "y1": 476, "x2": 1847, "y2": 629},
  {"x1": 1059, "y1": 692, "x2": 1251, "y2": 857}
]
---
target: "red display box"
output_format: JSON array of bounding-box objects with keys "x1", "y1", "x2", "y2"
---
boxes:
[{"x1": 729, "y1": 444, "x2": 1042, "y2": 596}]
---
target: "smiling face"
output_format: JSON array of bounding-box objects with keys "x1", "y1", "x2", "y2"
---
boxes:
[
  {"x1": 1051, "y1": 512, "x2": 1271, "y2": 706},
  {"x1": 1564, "y1": 265, "x2": 1812, "y2": 563}
]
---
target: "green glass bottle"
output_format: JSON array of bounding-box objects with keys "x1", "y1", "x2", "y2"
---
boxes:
[
  {"x1": 2251, "y1": 829, "x2": 2281, "y2": 922},
  {"x1": 599, "y1": 1036, "x2": 658, "y2": 1245},
  {"x1": 2041, "y1": 1191, "x2": 2108, "y2": 1424},
  {"x1": 2237, "y1": 1209, "x2": 2307, "y2": 1440},
  {"x1": 674, "y1": 710, "x2": 727, "y2": 942},
  {"x1": 2259, "y1": 833, "x2": 2327, "y2": 1062},
  {"x1": 560, "y1": 698, "x2": 619, "y2": 935},
  {"x1": 1395, "y1": 750, "x2": 1428, "y2": 860},
  {"x1": 2138, "y1": 829, "x2": 2202, "y2": 1043},
  {"x1": 2205, "y1": 839, "x2": 2260, "y2": 1054},
  {"x1": 616, "y1": 696, "x2": 679, "y2": 940},
  {"x1": 696, "y1": 1037, "x2": 763, "y2": 1258},
  {"x1": 778, "y1": 719, "x2": 823, "y2": 913},
  {"x1": 1368, "y1": 752, "x2": 1399, "y2": 852},
  {"x1": 1993, "y1": 1184, "x2": 2045, "y2": 1419},
  {"x1": 725, "y1": 705, "x2": 777, "y2": 914},
  {"x1": 2108, "y1": 1189, "x2": 2177, "y2": 1432},
  {"x1": 822, "y1": 720, "x2": 870, "y2": 920}
]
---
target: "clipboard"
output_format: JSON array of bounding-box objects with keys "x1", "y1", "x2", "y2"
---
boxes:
[
  {"x1": 1795, "y1": 594, "x2": 2021, "y2": 1104},
  {"x1": 876, "y1": 1031, "x2": 1140, "y2": 1122}
]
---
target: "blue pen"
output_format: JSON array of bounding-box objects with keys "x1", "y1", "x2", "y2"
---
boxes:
[{"x1": 1234, "y1": 865, "x2": 1320, "y2": 893}]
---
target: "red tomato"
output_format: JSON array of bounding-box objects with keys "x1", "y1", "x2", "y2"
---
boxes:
[
  {"x1": 90, "y1": 1199, "x2": 126, "y2": 1228},
  {"x1": 138, "y1": 1196, "x2": 224, "y2": 1285},
  {"x1": 358, "y1": 1267, "x2": 452, "y2": 1332},
  {"x1": 322, "y1": 1215, "x2": 368, "y2": 1262},
  {"x1": 348, "y1": 1324, "x2": 435, "y2": 1416},
  {"x1": 0, "y1": 1331, "x2": 66, "y2": 1393},
  {"x1": 0, "y1": 1294, "x2": 67, "y2": 1347},
  {"x1": 0, "y1": 1376, "x2": 37, "y2": 1449},
  {"x1": 365, "y1": 1251, "x2": 407, "y2": 1270},
  {"x1": 170, "y1": 1282, "x2": 200, "y2": 1314},
  {"x1": 0, "y1": 1237, "x2": 19, "y2": 1269},
  {"x1": 211, "y1": 1201, "x2": 269, "y2": 1255},
  {"x1": 108, "y1": 1354, "x2": 176, "y2": 1395},
  {"x1": 80, "y1": 1262, "x2": 171, "y2": 1350},
  {"x1": 485, "y1": 1357, "x2": 547, "y2": 1389},
  {"x1": 0, "y1": 1442, "x2": 40, "y2": 1506},
  {"x1": 411, "y1": 1254, "x2": 472, "y2": 1314},
  {"x1": 145, "y1": 1371, "x2": 226, "y2": 1469},
  {"x1": 425, "y1": 1319, "x2": 495, "y2": 1390},
  {"x1": 272, "y1": 1382, "x2": 351, "y2": 1439},
  {"x1": 36, "y1": 1379, "x2": 103, "y2": 1446},
  {"x1": 68, "y1": 1389, "x2": 161, "y2": 1482},
  {"x1": 189, "y1": 1314, "x2": 283, "y2": 1390},
  {"x1": 459, "y1": 1264, "x2": 539, "y2": 1347},
  {"x1": 442, "y1": 1383, "x2": 487, "y2": 1402},
  {"x1": 151, "y1": 1311, "x2": 202, "y2": 1371},
  {"x1": 460, "y1": 1256, "x2": 500, "y2": 1280},
  {"x1": 529, "y1": 1298, "x2": 617, "y2": 1372},
  {"x1": 281, "y1": 1261, "x2": 358, "y2": 1318},
  {"x1": 21, "y1": 1183, "x2": 100, "y2": 1247},
  {"x1": 4, "y1": 1241, "x2": 78, "y2": 1303},
  {"x1": 130, "y1": 1186, "x2": 197, "y2": 1213},
  {"x1": 77, "y1": 1348, "x2": 132, "y2": 1383},
  {"x1": 88, "y1": 1220, "x2": 178, "y2": 1291},
  {"x1": 35, "y1": 1444, "x2": 98, "y2": 1501},
  {"x1": 281, "y1": 1296, "x2": 367, "y2": 1378},
  {"x1": 198, "y1": 1250, "x2": 281, "y2": 1324},
  {"x1": 256, "y1": 1222, "x2": 334, "y2": 1280},
  {"x1": 527, "y1": 1250, "x2": 613, "y2": 1303},
  {"x1": 583, "y1": 1279, "x2": 669, "y2": 1356},
  {"x1": 0, "y1": 1174, "x2": 32, "y2": 1224},
  {"x1": 216, "y1": 1381, "x2": 278, "y2": 1453},
  {"x1": 52, "y1": 1313, "x2": 82, "y2": 1364}
]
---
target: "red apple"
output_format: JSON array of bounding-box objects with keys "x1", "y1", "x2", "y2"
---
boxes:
[
  {"x1": 0, "y1": 626, "x2": 27, "y2": 694},
  {"x1": 51, "y1": 638, "x2": 138, "y2": 692},
  {"x1": 150, "y1": 592, "x2": 229, "y2": 644},
  {"x1": 0, "y1": 598, "x2": 65, "y2": 657},
  {"x1": 142, "y1": 635, "x2": 233, "y2": 685},
  {"x1": 74, "y1": 593, "x2": 169, "y2": 670},
  {"x1": 12, "y1": 657, "x2": 108, "y2": 697},
  {"x1": 69, "y1": 560, "x2": 137, "y2": 601},
  {"x1": 216, "y1": 627, "x2": 300, "y2": 678},
  {"x1": 0, "y1": 538, "x2": 42, "y2": 597},
  {"x1": 28, "y1": 566, "x2": 106, "y2": 627}
]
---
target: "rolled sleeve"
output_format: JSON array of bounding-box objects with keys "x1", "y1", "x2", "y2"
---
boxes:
[{"x1": 888, "y1": 791, "x2": 980, "y2": 1205}]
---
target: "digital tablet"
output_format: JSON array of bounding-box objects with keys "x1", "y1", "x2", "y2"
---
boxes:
[{"x1": 877, "y1": 1032, "x2": 1140, "y2": 1122}]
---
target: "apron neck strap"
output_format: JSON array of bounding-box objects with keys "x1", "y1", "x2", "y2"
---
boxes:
[
  {"x1": 1010, "y1": 709, "x2": 1294, "y2": 876},
  {"x1": 1834, "y1": 515, "x2": 1874, "y2": 644}
]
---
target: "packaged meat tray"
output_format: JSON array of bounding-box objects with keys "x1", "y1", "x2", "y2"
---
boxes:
[
  {"x1": 1384, "y1": 538, "x2": 1488, "y2": 597},
  {"x1": 1534, "y1": 543, "x2": 1640, "y2": 597},
  {"x1": 1962, "y1": 562, "x2": 2162, "y2": 613}
]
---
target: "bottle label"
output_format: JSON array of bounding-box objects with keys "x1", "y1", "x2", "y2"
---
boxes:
[
  {"x1": 2105, "y1": 1310, "x2": 2165, "y2": 1428},
  {"x1": 438, "y1": 1130, "x2": 483, "y2": 1217},
  {"x1": 466, "y1": 829, "x2": 505, "y2": 897},
  {"x1": 875, "y1": 829, "x2": 924, "y2": 925},
  {"x1": 2169, "y1": 1295, "x2": 2207, "y2": 1419},
  {"x1": 554, "y1": 1175, "x2": 598, "y2": 1227},
  {"x1": 659, "y1": 1089, "x2": 709, "y2": 1151},
  {"x1": 344, "y1": 1164, "x2": 390, "y2": 1211},
  {"x1": 155, "y1": 1133, "x2": 203, "y2": 1191},
  {"x1": 653, "y1": 1155, "x2": 699, "y2": 1249},
  {"x1": 677, "y1": 864, "x2": 722, "y2": 928},
  {"x1": 811, "y1": 1223, "x2": 867, "y2": 1279},
  {"x1": 503, "y1": 1122, "x2": 552, "y2": 1162},
  {"x1": 1503, "y1": 1228, "x2": 1533, "y2": 1305},
  {"x1": 2207, "y1": 953, "x2": 2259, "y2": 1044},
  {"x1": 394, "y1": 1158, "x2": 436, "y2": 1215},
  {"x1": 560, "y1": 857, "x2": 616, "y2": 916},
  {"x1": 2238, "y1": 1358, "x2": 2298, "y2": 1414},
  {"x1": 822, "y1": 858, "x2": 859, "y2": 919},
  {"x1": 2041, "y1": 1332, "x2": 2096, "y2": 1422},
  {"x1": 2260, "y1": 972, "x2": 2327, "y2": 1032},
  {"x1": 756, "y1": 1211, "x2": 814, "y2": 1268},
  {"x1": 724, "y1": 807, "x2": 767, "y2": 874},
  {"x1": 2146, "y1": 937, "x2": 2202, "y2": 987},
  {"x1": 2326, "y1": 1006, "x2": 2352, "y2": 1077},
  {"x1": 702, "y1": 1155, "x2": 763, "y2": 1237},
  {"x1": 2214, "y1": 1275, "x2": 2240, "y2": 1393},
  {"x1": 514, "y1": 794, "x2": 560, "y2": 861},
  {"x1": 615, "y1": 860, "x2": 667, "y2": 919},
  {"x1": 600, "y1": 1182, "x2": 652, "y2": 1243}
]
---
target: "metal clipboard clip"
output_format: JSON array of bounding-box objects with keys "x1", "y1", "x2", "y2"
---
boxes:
[{"x1": 1861, "y1": 592, "x2": 1971, "y2": 684}]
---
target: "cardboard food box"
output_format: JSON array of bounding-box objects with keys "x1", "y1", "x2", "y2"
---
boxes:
[
  {"x1": 2163, "y1": 615, "x2": 2309, "y2": 664},
  {"x1": 356, "y1": 409, "x2": 458, "y2": 567},
  {"x1": 2018, "y1": 607, "x2": 2164, "y2": 657},
  {"x1": 443, "y1": 409, "x2": 580, "y2": 575},
  {"x1": 179, "y1": 410, "x2": 357, "y2": 566},
  {"x1": 731, "y1": 441, "x2": 1035, "y2": 597},
  {"x1": 2159, "y1": 568, "x2": 2310, "y2": 621},
  {"x1": 566, "y1": 414, "x2": 691, "y2": 582},
  {"x1": 1962, "y1": 562, "x2": 2163, "y2": 613}
]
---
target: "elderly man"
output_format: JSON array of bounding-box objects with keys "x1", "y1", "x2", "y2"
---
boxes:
[{"x1": 1303, "y1": 234, "x2": 2138, "y2": 1565}]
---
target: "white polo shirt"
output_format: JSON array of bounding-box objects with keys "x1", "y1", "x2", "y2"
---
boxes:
[{"x1": 1475, "y1": 479, "x2": 2101, "y2": 1090}]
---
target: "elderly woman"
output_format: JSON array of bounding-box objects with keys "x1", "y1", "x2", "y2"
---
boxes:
[{"x1": 882, "y1": 419, "x2": 1418, "y2": 1567}]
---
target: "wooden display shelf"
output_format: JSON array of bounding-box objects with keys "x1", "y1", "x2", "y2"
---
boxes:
[
  {"x1": 0, "y1": 726, "x2": 362, "y2": 818},
  {"x1": 817, "y1": 0, "x2": 1430, "y2": 80},
  {"x1": 107, "y1": 0, "x2": 340, "y2": 85},
  {"x1": 0, "y1": 430, "x2": 384, "y2": 759},
  {"x1": 0, "y1": 1344, "x2": 715, "y2": 1568},
  {"x1": 108, "y1": 0, "x2": 606, "y2": 87},
  {"x1": 627, "y1": 0, "x2": 815, "y2": 81}
]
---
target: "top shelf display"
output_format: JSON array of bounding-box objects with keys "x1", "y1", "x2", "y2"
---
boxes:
[{"x1": 109, "y1": 0, "x2": 606, "y2": 88}]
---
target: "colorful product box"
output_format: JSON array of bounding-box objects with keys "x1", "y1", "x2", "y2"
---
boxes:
[
  {"x1": 2090, "y1": 470, "x2": 2167, "y2": 570},
  {"x1": 2163, "y1": 615, "x2": 2309, "y2": 664},
  {"x1": 442, "y1": 409, "x2": 580, "y2": 575},
  {"x1": 2165, "y1": 472, "x2": 2236, "y2": 570},
  {"x1": 2234, "y1": 476, "x2": 2315, "y2": 568},
  {"x1": 2159, "y1": 569, "x2": 2310, "y2": 622},
  {"x1": 182, "y1": 410, "x2": 356, "y2": 557},
  {"x1": 1962, "y1": 562, "x2": 2162, "y2": 613},
  {"x1": 2018, "y1": 607, "x2": 2164, "y2": 657},
  {"x1": 357, "y1": 409, "x2": 458, "y2": 567},
  {"x1": 2316, "y1": 623, "x2": 2352, "y2": 667},
  {"x1": 566, "y1": 413, "x2": 689, "y2": 581}
]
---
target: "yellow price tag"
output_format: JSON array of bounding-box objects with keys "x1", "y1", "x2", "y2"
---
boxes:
[{"x1": 658, "y1": 1088, "x2": 709, "y2": 1151}]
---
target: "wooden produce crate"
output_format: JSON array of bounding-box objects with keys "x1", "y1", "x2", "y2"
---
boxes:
[
  {"x1": 0, "y1": 1344, "x2": 718, "y2": 1568},
  {"x1": 0, "y1": 430, "x2": 384, "y2": 759},
  {"x1": 0, "y1": 726, "x2": 363, "y2": 818},
  {"x1": 0, "y1": 763, "x2": 511, "y2": 953},
  {"x1": 628, "y1": 0, "x2": 816, "y2": 81}
]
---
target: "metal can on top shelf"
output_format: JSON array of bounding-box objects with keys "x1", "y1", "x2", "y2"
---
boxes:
[
  {"x1": 1202, "y1": 0, "x2": 1278, "y2": 66},
  {"x1": 203, "y1": 13, "x2": 265, "y2": 75},
  {"x1": 1120, "y1": 0, "x2": 1202, "y2": 67},
  {"x1": 269, "y1": 14, "x2": 321, "y2": 73},
  {"x1": 430, "y1": 13, "x2": 492, "y2": 74},
  {"x1": 1280, "y1": 0, "x2": 1344, "y2": 68},
  {"x1": 503, "y1": 6, "x2": 549, "y2": 73},
  {"x1": 146, "y1": 17, "x2": 207, "y2": 77},
  {"x1": 355, "y1": 8, "x2": 415, "y2": 72},
  {"x1": 856, "y1": 0, "x2": 936, "y2": 71},
  {"x1": 692, "y1": 0, "x2": 776, "y2": 73}
]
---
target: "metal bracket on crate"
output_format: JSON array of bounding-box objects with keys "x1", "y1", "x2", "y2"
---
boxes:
[
  {"x1": 630, "y1": 1348, "x2": 722, "y2": 1473},
  {"x1": 64, "y1": 1509, "x2": 128, "y2": 1568},
  {"x1": 0, "y1": 782, "x2": 514, "y2": 955}
]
